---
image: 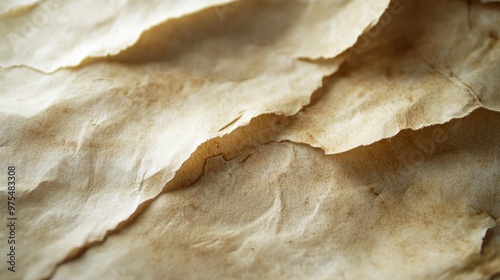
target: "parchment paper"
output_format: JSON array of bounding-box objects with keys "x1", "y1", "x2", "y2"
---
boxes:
[
  {"x1": 0, "y1": 42, "x2": 340, "y2": 280},
  {"x1": 1, "y1": 0, "x2": 498, "y2": 279},
  {"x1": 0, "y1": 0, "x2": 403, "y2": 276},
  {"x1": 0, "y1": 0, "x2": 236, "y2": 72},
  {"x1": 279, "y1": 0, "x2": 500, "y2": 154},
  {"x1": 53, "y1": 109, "x2": 500, "y2": 280},
  {"x1": 0, "y1": 0, "x2": 391, "y2": 72}
]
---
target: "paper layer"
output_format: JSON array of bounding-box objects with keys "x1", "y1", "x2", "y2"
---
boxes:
[
  {"x1": 0, "y1": 46, "x2": 339, "y2": 280},
  {"x1": 279, "y1": 0, "x2": 500, "y2": 154},
  {"x1": 53, "y1": 109, "x2": 500, "y2": 280},
  {"x1": 1, "y1": 0, "x2": 498, "y2": 279},
  {"x1": 0, "y1": 0, "x2": 391, "y2": 72},
  {"x1": 0, "y1": 0, "x2": 235, "y2": 72}
]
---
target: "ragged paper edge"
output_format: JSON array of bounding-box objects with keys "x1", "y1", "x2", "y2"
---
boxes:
[
  {"x1": 3, "y1": 0, "x2": 239, "y2": 73},
  {"x1": 44, "y1": 84, "x2": 490, "y2": 279},
  {"x1": 42, "y1": 72, "x2": 336, "y2": 279},
  {"x1": 296, "y1": 0, "x2": 390, "y2": 60},
  {"x1": 293, "y1": 104, "x2": 484, "y2": 156},
  {"x1": 279, "y1": 0, "x2": 500, "y2": 156},
  {"x1": 50, "y1": 108, "x2": 500, "y2": 280},
  {"x1": 49, "y1": 100, "x2": 499, "y2": 278},
  {"x1": 46, "y1": 114, "x2": 289, "y2": 278},
  {"x1": 278, "y1": 56, "x2": 486, "y2": 156},
  {"x1": 73, "y1": 0, "x2": 239, "y2": 72},
  {"x1": 77, "y1": 0, "x2": 392, "y2": 72},
  {"x1": 285, "y1": 73, "x2": 497, "y2": 156}
]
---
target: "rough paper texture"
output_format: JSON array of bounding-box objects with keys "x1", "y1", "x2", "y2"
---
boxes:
[
  {"x1": 2, "y1": 0, "x2": 389, "y2": 277},
  {"x1": 0, "y1": 0, "x2": 498, "y2": 279},
  {"x1": 280, "y1": 0, "x2": 500, "y2": 154},
  {"x1": 53, "y1": 109, "x2": 500, "y2": 280},
  {"x1": 0, "y1": 0, "x2": 235, "y2": 72},
  {"x1": 0, "y1": 0, "x2": 391, "y2": 72},
  {"x1": 111, "y1": 0, "x2": 390, "y2": 62},
  {"x1": 0, "y1": 46, "x2": 339, "y2": 280}
]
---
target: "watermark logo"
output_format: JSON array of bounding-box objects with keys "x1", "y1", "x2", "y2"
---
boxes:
[{"x1": 6, "y1": 0, "x2": 64, "y2": 55}]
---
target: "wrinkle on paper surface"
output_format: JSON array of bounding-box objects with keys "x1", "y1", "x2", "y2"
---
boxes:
[
  {"x1": 0, "y1": 0, "x2": 498, "y2": 279},
  {"x1": 279, "y1": 0, "x2": 500, "y2": 154},
  {"x1": 0, "y1": 0, "x2": 390, "y2": 72},
  {"x1": 0, "y1": 35, "x2": 339, "y2": 280},
  {"x1": 97, "y1": 0, "x2": 389, "y2": 65},
  {"x1": 0, "y1": 0, "x2": 236, "y2": 72},
  {"x1": 53, "y1": 109, "x2": 500, "y2": 280},
  {"x1": 0, "y1": 0, "x2": 384, "y2": 277}
]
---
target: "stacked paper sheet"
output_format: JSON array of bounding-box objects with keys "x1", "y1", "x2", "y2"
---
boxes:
[{"x1": 0, "y1": 0, "x2": 499, "y2": 279}]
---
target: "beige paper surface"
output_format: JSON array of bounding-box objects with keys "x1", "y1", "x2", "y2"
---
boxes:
[
  {"x1": 204, "y1": 0, "x2": 389, "y2": 60},
  {"x1": 53, "y1": 109, "x2": 500, "y2": 280},
  {"x1": 101, "y1": 0, "x2": 389, "y2": 64},
  {"x1": 0, "y1": 0, "x2": 391, "y2": 73},
  {"x1": 0, "y1": 0, "x2": 497, "y2": 279},
  {"x1": 0, "y1": 0, "x2": 235, "y2": 72},
  {"x1": 0, "y1": 49, "x2": 339, "y2": 280},
  {"x1": 3, "y1": 0, "x2": 414, "y2": 277},
  {"x1": 0, "y1": 0, "x2": 40, "y2": 14},
  {"x1": 279, "y1": 0, "x2": 500, "y2": 154}
]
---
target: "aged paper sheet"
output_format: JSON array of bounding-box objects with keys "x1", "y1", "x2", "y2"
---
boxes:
[
  {"x1": 0, "y1": 55, "x2": 336, "y2": 279},
  {"x1": 0, "y1": 0, "x2": 390, "y2": 72},
  {"x1": 0, "y1": 0, "x2": 498, "y2": 279},
  {"x1": 0, "y1": 0, "x2": 236, "y2": 72},
  {"x1": 53, "y1": 109, "x2": 500, "y2": 280},
  {"x1": 279, "y1": 0, "x2": 500, "y2": 154}
]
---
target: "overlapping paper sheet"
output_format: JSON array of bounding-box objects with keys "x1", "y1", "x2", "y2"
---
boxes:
[
  {"x1": 0, "y1": 0, "x2": 499, "y2": 279},
  {"x1": 0, "y1": 28, "x2": 332, "y2": 280},
  {"x1": 0, "y1": 0, "x2": 236, "y2": 72},
  {"x1": 279, "y1": 0, "x2": 500, "y2": 154},
  {"x1": 53, "y1": 109, "x2": 500, "y2": 280},
  {"x1": 51, "y1": 0, "x2": 500, "y2": 279},
  {"x1": 0, "y1": 0, "x2": 395, "y2": 279},
  {"x1": 0, "y1": 0, "x2": 389, "y2": 72}
]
